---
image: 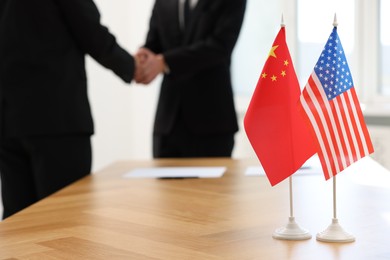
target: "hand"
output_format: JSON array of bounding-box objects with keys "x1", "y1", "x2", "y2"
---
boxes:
[{"x1": 135, "y1": 48, "x2": 166, "y2": 84}]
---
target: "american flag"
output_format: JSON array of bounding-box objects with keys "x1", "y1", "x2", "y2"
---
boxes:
[{"x1": 300, "y1": 27, "x2": 374, "y2": 180}]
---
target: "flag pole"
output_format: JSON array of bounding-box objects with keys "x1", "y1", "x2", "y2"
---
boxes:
[
  {"x1": 290, "y1": 176, "x2": 293, "y2": 217},
  {"x1": 271, "y1": 13, "x2": 312, "y2": 242},
  {"x1": 333, "y1": 176, "x2": 337, "y2": 219},
  {"x1": 272, "y1": 176, "x2": 311, "y2": 240},
  {"x1": 316, "y1": 176, "x2": 355, "y2": 242},
  {"x1": 316, "y1": 14, "x2": 355, "y2": 243}
]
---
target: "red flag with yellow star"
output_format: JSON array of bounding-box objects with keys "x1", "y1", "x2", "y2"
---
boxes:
[{"x1": 244, "y1": 27, "x2": 316, "y2": 186}]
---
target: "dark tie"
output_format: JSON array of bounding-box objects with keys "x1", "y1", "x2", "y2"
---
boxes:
[{"x1": 184, "y1": 0, "x2": 191, "y2": 28}]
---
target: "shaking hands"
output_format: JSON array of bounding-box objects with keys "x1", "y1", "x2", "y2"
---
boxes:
[{"x1": 134, "y1": 48, "x2": 167, "y2": 84}]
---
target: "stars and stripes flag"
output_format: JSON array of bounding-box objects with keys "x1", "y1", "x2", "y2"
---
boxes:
[
  {"x1": 299, "y1": 27, "x2": 374, "y2": 180},
  {"x1": 244, "y1": 27, "x2": 316, "y2": 186}
]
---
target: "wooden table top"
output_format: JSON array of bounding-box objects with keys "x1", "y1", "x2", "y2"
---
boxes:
[{"x1": 0, "y1": 157, "x2": 389, "y2": 259}]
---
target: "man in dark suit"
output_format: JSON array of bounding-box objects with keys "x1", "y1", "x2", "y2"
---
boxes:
[
  {"x1": 136, "y1": 0, "x2": 246, "y2": 158},
  {"x1": 0, "y1": 0, "x2": 136, "y2": 219}
]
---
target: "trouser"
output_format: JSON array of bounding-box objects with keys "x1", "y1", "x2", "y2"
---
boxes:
[{"x1": 0, "y1": 134, "x2": 91, "y2": 219}]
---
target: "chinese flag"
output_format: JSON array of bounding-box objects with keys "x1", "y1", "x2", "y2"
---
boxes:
[{"x1": 244, "y1": 27, "x2": 316, "y2": 186}]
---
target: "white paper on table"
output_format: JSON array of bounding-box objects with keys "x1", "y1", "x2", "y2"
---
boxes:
[
  {"x1": 245, "y1": 165, "x2": 322, "y2": 176},
  {"x1": 245, "y1": 155, "x2": 322, "y2": 176},
  {"x1": 123, "y1": 167, "x2": 226, "y2": 179}
]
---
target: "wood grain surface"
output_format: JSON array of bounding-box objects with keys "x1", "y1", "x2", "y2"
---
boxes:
[{"x1": 0, "y1": 157, "x2": 389, "y2": 259}]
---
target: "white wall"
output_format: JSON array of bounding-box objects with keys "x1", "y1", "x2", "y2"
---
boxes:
[{"x1": 89, "y1": 0, "x2": 159, "y2": 171}]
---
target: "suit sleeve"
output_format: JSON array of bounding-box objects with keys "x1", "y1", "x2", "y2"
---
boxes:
[
  {"x1": 143, "y1": 2, "x2": 164, "y2": 55},
  {"x1": 163, "y1": 0, "x2": 246, "y2": 76},
  {"x1": 54, "y1": 0, "x2": 135, "y2": 83}
]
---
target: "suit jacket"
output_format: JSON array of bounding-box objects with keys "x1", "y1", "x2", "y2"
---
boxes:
[
  {"x1": 0, "y1": 0, "x2": 134, "y2": 137},
  {"x1": 144, "y1": 0, "x2": 246, "y2": 135}
]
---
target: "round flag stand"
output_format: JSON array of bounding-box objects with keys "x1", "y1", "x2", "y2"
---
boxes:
[
  {"x1": 273, "y1": 216, "x2": 312, "y2": 240},
  {"x1": 273, "y1": 177, "x2": 312, "y2": 240},
  {"x1": 316, "y1": 218, "x2": 355, "y2": 243}
]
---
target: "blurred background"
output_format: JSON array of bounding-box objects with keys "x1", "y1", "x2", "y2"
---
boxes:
[{"x1": 87, "y1": 0, "x2": 390, "y2": 172}]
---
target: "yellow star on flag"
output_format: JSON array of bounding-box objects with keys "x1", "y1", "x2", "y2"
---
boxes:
[{"x1": 268, "y1": 45, "x2": 278, "y2": 58}]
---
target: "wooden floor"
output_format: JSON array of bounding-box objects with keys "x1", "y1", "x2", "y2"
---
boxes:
[{"x1": 0, "y1": 157, "x2": 389, "y2": 259}]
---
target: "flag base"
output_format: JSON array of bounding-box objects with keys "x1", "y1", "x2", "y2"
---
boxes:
[
  {"x1": 316, "y1": 218, "x2": 355, "y2": 243},
  {"x1": 272, "y1": 217, "x2": 312, "y2": 240}
]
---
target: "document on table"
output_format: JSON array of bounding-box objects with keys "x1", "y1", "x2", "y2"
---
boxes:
[
  {"x1": 245, "y1": 155, "x2": 322, "y2": 176},
  {"x1": 123, "y1": 166, "x2": 226, "y2": 179},
  {"x1": 244, "y1": 165, "x2": 322, "y2": 176}
]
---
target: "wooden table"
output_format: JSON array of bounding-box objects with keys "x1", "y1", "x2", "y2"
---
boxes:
[{"x1": 0, "y1": 157, "x2": 389, "y2": 259}]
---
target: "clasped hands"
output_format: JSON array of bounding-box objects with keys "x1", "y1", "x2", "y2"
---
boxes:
[{"x1": 134, "y1": 48, "x2": 167, "y2": 84}]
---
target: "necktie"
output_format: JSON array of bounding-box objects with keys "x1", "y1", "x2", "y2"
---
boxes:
[{"x1": 184, "y1": 0, "x2": 191, "y2": 28}]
